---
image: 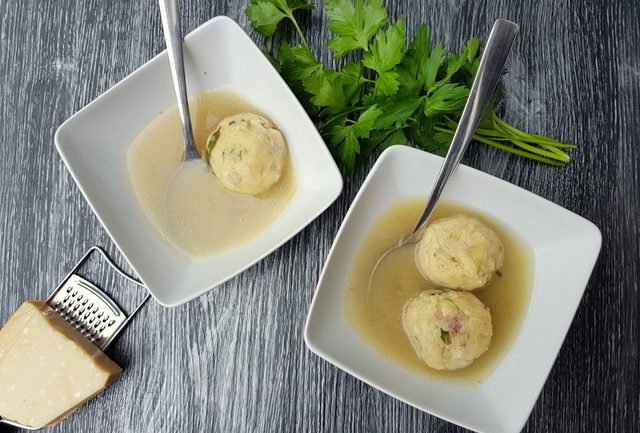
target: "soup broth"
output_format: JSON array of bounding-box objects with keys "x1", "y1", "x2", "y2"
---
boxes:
[
  {"x1": 343, "y1": 198, "x2": 533, "y2": 384},
  {"x1": 126, "y1": 90, "x2": 295, "y2": 260}
]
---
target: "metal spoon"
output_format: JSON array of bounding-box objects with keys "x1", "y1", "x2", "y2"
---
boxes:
[
  {"x1": 368, "y1": 19, "x2": 519, "y2": 290},
  {"x1": 159, "y1": 0, "x2": 199, "y2": 160}
]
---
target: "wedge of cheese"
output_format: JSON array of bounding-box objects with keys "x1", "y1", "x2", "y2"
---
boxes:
[{"x1": 0, "y1": 301, "x2": 122, "y2": 428}]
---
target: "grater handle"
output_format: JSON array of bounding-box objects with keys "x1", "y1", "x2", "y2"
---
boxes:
[
  {"x1": 54, "y1": 246, "x2": 146, "y2": 291},
  {"x1": 82, "y1": 246, "x2": 150, "y2": 348},
  {"x1": 47, "y1": 246, "x2": 151, "y2": 349}
]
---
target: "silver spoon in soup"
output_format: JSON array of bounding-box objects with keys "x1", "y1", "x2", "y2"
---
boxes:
[
  {"x1": 159, "y1": 0, "x2": 288, "y2": 196},
  {"x1": 158, "y1": 0, "x2": 199, "y2": 160},
  {"x1": 368, "y1": 19, "x2": 520, "y2": 292}
]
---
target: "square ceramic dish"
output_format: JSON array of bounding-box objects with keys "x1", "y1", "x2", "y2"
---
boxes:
[
  {"x1": 305, "y1": 145, "x2": 601, "y2": 433},
  {"x1": 55, "y1": 16, "x2": 342, "y2": 307}
]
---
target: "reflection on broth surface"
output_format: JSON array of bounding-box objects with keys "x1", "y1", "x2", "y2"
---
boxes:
[
  {"x1": 126, "y1": 90, "x2": 295, "y2": 260},
  {"x1": 343, "y1": 198, "x2": 533, "y2": 384}
]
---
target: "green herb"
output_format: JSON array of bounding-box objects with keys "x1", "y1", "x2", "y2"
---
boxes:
[
  {"x1": 245, "y1": 0, "x2": 575, "y2": 172},
  {"x1": 245, "y1": 0, "x2": 314, "y2": 44},
  {"x1": 205, "y1": 130, "x2": 221, "y2": 162},
  {"x1": 440, "y1": 328, "x2": 451, "y2": 345},
  {"x1": 326, "y1": 0, "x2": 389, "y2": 58},
  {"x1": 495, "y1": 269, "x2": 503, "y2": 278}
]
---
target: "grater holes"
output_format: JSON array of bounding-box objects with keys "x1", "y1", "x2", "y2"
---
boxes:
[
  {"x1": 50, "y1": 272, "x2": 132, "y2": 350},
  {"x1": 56, "y1": 297, "x2": 107, "y2": 336}
]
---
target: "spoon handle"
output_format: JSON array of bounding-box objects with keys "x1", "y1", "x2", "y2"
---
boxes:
[
  {"x1": 411, "y1": 19, "x2": 519, "y2": 234},
  {"x1": 159, "y1": 0, "x2": 198, "y2": 158}
]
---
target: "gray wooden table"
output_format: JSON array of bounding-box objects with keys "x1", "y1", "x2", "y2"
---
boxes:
[{"x1": 1, "y1": 0, "x2": 638, "y2": 432}]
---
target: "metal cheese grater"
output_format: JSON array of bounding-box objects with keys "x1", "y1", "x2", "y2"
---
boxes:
[{"x1": 0, "y1": 246, "x2": 150, "y2": 430}]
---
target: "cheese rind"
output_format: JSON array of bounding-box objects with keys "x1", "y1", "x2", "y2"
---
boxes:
[{"x1": 0, "y1": 301, "x2": 122, "y2": 428}]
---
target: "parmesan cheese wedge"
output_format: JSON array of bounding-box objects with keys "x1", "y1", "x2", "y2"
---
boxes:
[{"x1": 0, "y1": 301, "x2": 122, "y2": 428}]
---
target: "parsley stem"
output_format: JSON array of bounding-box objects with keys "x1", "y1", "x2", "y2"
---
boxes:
[
  {"x1": 477, "y1": 136, "x2": 565, "y2": 166},
  {"x1": 322, "y1": 107, "x2": 367, "y2": 129},
  {"x1": 536, "y1": 142, "x2": 571, "y2": 158},
  {"x1": 433, "y1": 125, "x2": 565, "y2": 166},
  {"x1": 287, "y1": 14, "x2": 309, "y2": 47},
  {"x1": 475, "y1": 127, "x2": 508, "y2": 138},
  {"x1": 492, "y1": 115, "x2": 576, "y2": 148},
  {"x1": 510, "y1": 139, "x2": 569, "y2": 162}
]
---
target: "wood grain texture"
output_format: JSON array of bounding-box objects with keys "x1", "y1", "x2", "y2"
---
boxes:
[{"x1": 0, "y1": 0, "x2": 638, "y2": 432}]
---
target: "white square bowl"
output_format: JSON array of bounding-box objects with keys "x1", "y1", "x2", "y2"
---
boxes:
[
  {"x1": 55, "y1": 16, "x2": 342, "y2": 307},
  {"x1": 305, "y1": 146, "x2": 601, "y2": 433}
]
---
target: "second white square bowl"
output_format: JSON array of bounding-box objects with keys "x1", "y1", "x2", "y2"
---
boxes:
[{"x1": 305, "y1": 145, "x2": 601, "y2": 433}]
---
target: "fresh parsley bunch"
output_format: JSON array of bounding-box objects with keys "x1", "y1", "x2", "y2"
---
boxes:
[{"x1": 246, "y1": 0, "x2": 575, "y2": 171}]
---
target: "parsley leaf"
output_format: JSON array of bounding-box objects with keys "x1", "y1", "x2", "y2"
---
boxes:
[
  {"x1": 372, "y1": 70, "x2": 400, "y2": 96},
  {"x1": 246, "y1": 0, "x2": 313, "y2": 41},
  {"x1": 424, "y1": 83, "x2": 469, "y2": 117},
  {"x1": 440, "y1": 329, "x2": 452, "y2": 345},
  {"x1": 430, "y1": 38, "x2": 481, "y2": 91},
  {"x1": 424, "y1": 44, "x2": 446, "y2": 90},
  {"x1": 341, "y1": 61, "x2": 366, "y2": 104},
  {"x1": 372, "y1": 94, "x2": 422, "y2": 129},
  {"x1": 326, "y1": 0, "x2": 389, "y2": 58},
  {"x1": 428, "y1": 132, "x2": 454, "y2": 156},
  {"x1": 379, "y1": 129, "x2": 410, "y2": 150},
  {"x1": 302, "y1": 69, "x2": 349, "y2": 113},
  {"x1": 465, "y1": 38, "x2": 481, "y2": 63},
  {"x1": 329, "y1": 105, "x2": 382, "y2": 170},
  {"x1": 278, "y1": 43, "x2": 322, "y2": 81},
  {"x1": 397, "y1": 24, "x2": 431, "y2": 92},
  {"x1": 362, "y1": 17, "x2": 406, "y2": 73},
  {"x1": 246, "y1": 1, "x2": 288, "y2": 36},
  {"x1": 276, "y1": 43, "x2": 322, "y2": 112},
  {"x1": 301, "y1": 62, "x2": 365, "y2": 113},
  {"x1": 352, "y1": 104, "x2": 382, "y2": 134}
]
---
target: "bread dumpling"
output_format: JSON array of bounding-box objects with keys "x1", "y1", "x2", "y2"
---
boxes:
[
  {"x1": 415, "y1": 215, "x2": 504, "y2": 290},
  {"x1": 207, "y1": 113, "x2": 286, "y2": 195},
  {"x1": 402, "y1": 289, "x2": 492, "y2": 370}
]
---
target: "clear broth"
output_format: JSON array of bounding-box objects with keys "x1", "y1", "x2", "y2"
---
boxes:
[
  {"x1": 343, "y1": 198, "x2": 533, "y2": 384},
  {"x1": 125, "y1": 89, "x2": 295, "y2": 260}
]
